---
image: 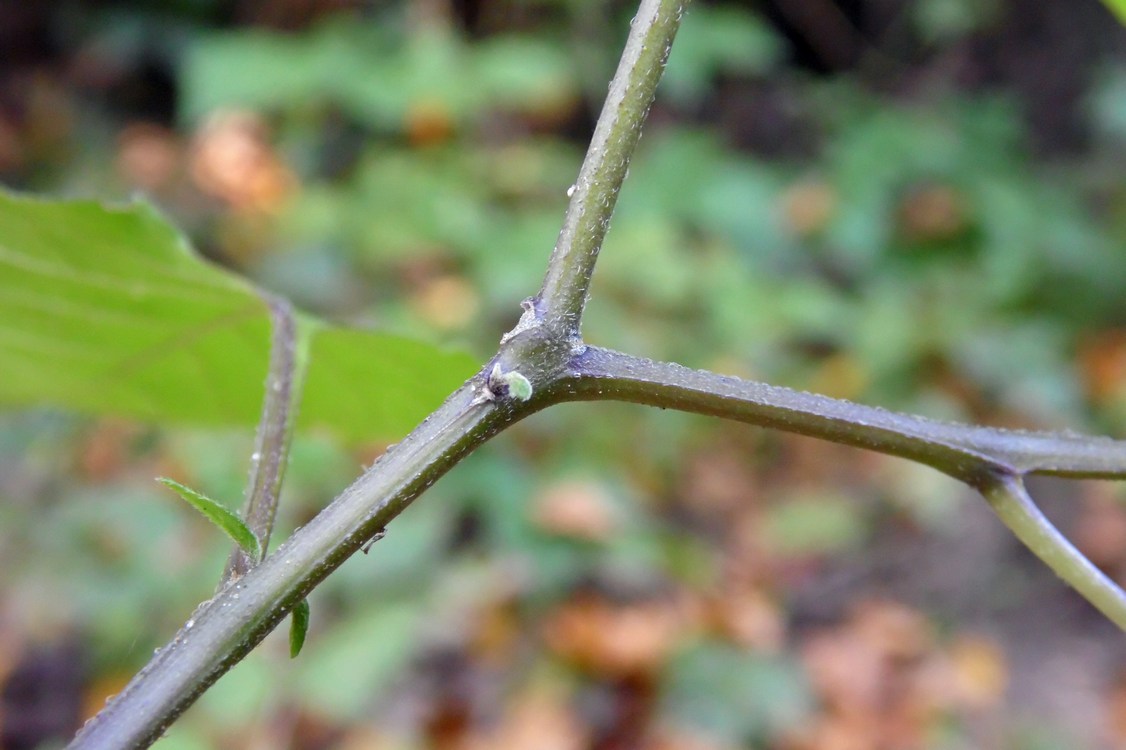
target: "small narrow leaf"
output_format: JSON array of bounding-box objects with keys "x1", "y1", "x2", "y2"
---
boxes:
[
  {"x1": 157, "y1": 477, "x2": 262, "y2": 560},
  {"x1": 290, "y1": 599, "x2": 310, "y2": 658}
]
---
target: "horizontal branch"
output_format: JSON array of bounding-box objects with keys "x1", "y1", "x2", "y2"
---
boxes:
[{"x1": 564, "y1": 346, "x2": 1126, "y2": 482}]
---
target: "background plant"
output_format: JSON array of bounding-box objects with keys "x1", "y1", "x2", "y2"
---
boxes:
[{"x1": 2, "y1": 1, "x2": 1126, "y2": 749}]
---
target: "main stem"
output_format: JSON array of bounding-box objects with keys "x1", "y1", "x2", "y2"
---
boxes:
[{"x1": 70, "y1": 379, "x2": 520, "y2": 749}]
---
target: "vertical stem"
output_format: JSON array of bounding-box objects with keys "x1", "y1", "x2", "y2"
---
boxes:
[
  {"x1": 537, "y1": 0, "x2": 687, "y2": 334},
  {"x1": 223, "y1": 296, "x2": 305, "y2": 581},
  {"x1": 977, "y1": 472, "x2": 1126, "y2": 630}
]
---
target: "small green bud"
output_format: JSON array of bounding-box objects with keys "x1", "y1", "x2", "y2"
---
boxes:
[
  {"x1": 479, "y1": 362, "x2": 533, "y2": 403},
  {"x1": 500, "y1": 369, "x2": 533, "y2": 401}
]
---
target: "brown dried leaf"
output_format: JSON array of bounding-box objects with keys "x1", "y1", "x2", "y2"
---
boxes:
[
  {"x1": 896, "y1": 183, "x2": 969, "y2": 243},
  {"x1": 543, "y1": 595, "x2": 682, "y2": 677},
  {"x1": 706, "y1": 586, "x2": 785, "y2": 652},
  {"x1": 946, "y1": 635, "x2": 1008, "y2": 711},
  {"x1": 1078, "y1": 330, "x2": 1126, "y2": 403},
  {"x1": 409, "y1": 275, "x2": 481, "y2": 332},
  {"x1": 1073, "y1": 484, "x2": 1126, "y2": 569},
  {"x1": 530, "y1": 480, "x2": 618, "y2": 541},
  {"x1": 779, "y1": 179, "x2": 837, "y2": 238},
  {"x1": 466, "y1": 686, "x2": 587, "y2": 750},
  {"x1": 190, "y1": 110, "x2": 295, "y2": 212},
  {"x1": 405, "y1": 99, "x2": 455, "y2": 148},
  {"x1": 116, "y1": 123, "x2": 181, "y2": 190}
]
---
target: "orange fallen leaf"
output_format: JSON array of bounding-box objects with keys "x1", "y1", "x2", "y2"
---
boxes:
[
  {"x1": 190, "y1": 109, "x2": 296, "y2": 213},
  {"x1": 530, "y1": 480, "x2": 618, "y2": 541},
  {"x1": 947, "y1": 635, "x2": 1008, "y2": 711},
  {"x1": 779, "y1": 179, "x2": 836, "y2": 238},
  {"x1": 543, "y1": 594, "x2": 682, "y2": 677}
]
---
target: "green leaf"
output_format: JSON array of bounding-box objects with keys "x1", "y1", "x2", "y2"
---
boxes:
[
  {"x1": 761, "y1": 492, "x2": 866, "y2": 557},
  {"x1": 0, "y1": 191, "x2": 477, "y2": 442},
  {"x1": 289, "y1": 599, "x2": 310, "y2": 658},
  {"x1": 1100, "y1": 0, "x2": 1126, "y2": 25},
  {"x1": 664, "y1": 5, "x2": 781, "y2": 104},
  {"x1": 296, "y1": 600, "x2": 425, "y2": 719},
  {"x1": 661, "y1": 642, "x2": 811, "y2": 742},
  {"x1": 156, "y1": 477, "x2": 261, "y2": 559}
]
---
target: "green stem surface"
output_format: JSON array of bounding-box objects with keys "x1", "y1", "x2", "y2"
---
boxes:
[
  {"x1": 223, "y1": 296, "x2": 304, "y2": 581},
  {"x1": 978, "y1": 473, "x2": 1126, "y2": 630},
  {"x1": 564, "y1": 346, "x2": 1126, "y2": 481},
  {"x1": 69, "y1": 378, "x2": 519, "y2": 749},
  {"x1": 69, "y1": 3, "x2": 688, "y2": 745},
  {"x1": 537, "y1": 0, "x2": 687, "y2": 335}
]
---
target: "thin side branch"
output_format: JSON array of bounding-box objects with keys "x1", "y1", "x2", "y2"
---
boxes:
[
  {"x1": 223, "y1": 296, "x2": 304, "y2": 581},
  {"x1": 562, "y1": 346, "x2": 1126, "y2": 626},
  {"x1": 976, "y1": 473, "x2": 1126, "y2": 630},
  {"x1": 564, "y1": 346, "x2": 1126, "y2": 481},
  {"x1": 537, "y1": 0, "x2": 686, "y2": 335}
]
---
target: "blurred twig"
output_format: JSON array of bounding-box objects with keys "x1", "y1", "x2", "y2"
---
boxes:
[{"x1": 222, "y1": 295, "x2": 305, "y2": 582}]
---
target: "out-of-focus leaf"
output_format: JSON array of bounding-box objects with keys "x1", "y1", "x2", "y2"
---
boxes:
[
  {"x1": 296, "y1": 600, "x2": 425, "y2": 720},
  {"x1": 913, "y1": 0, "x2": 1002, "y2": 43},
  {"x1": 182, "y1": 30, "x2": 329, "y2": 119},
  {"x1": 664, "y1": 5, "x2": 781, "y2": 103},
  {"x1": 184, "y1": 20, "x2": 577, "y2": 128},
  {"x1": 761, "y1": 492, "x2": 866, "y2": 556},
  {"x1": 157, "y1": 477, "x2": 260, "y2": 559},
  {"x1": 1089, "y1": 66, "x2": 1126, "y2": 140},
  {"x1": 473, "y1": 37, "x2": 578, "y2": 112},
  {"x1": 661, "y1": 642, "x2": 811, "y2": 742},
  {"x1": 0, "y1": 191, "x2": 477, "y2": 442}
]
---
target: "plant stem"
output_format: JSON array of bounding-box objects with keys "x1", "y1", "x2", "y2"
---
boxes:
[
  {"x1": 537, "y1": 0, "x2": 686, "y2": 336},
  {"x1": 223, "y1": 296, "x2": 304, "y2": 581},
  {"x1": 65, "y1": 0, "x2": 1126, "y2": 744},
  {"x1": 68, "y1": 3, "x2": 690, "y2": 744},
  {"x1": 68, "y1": 376, "x2": 524, "y2": 750},
  {"x1": 564, "y1": 346, "x2": 1126, "y2": 481},
  {"x1": 559, "y1": 346, "x2": 1126, "y2": 626},
  {"x1": 977, "y1": 473, "x2": 1126, "y2": 630}
]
